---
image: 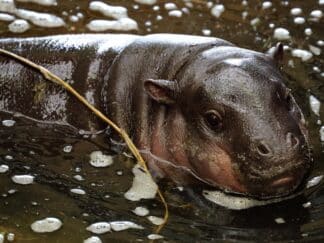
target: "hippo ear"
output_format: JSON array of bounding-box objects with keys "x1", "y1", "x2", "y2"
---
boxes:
[
  {"x1": 269, "y1": 43, "x2": 284, "y2": 63},
  {"x1": 144, "y1": 79, "x2": 177, "y2": 105}
]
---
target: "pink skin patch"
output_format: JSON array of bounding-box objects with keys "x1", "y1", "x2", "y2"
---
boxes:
[{"x1": 145, "y1": 108, "x2": 247, "y2": 193}]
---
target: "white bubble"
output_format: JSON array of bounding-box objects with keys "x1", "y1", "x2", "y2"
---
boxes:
[
  {"x1": 0, "y1": 13, "x2": 14, "y2": 22},
  {"x1": 147, "y1": 216, "x2": 164, "y2": 225},
  {"x1": 164, "y1": 3, "x2": 177, "y2": 10},
  {"x1": 16, "y1": 0, "x2": 57, "y2": 6},
  {"x1": 124, "y1": 164, "x2": 157, "y2": 201},
  {"x1": 86, "y1": 222, "x2": 111, "y2": 234},
  {"x1": 275, "y1": 217, "x2": 285, "y2": 224},
  {"x1": 134, "y1": 0, "x2": 156, "y2": 5},
  {"x1": 291, "y1": 49, "x2": 313, "y2": 61},
  {"x1": 87, "y1": 18, "x2": 138, "y2": 32},
  {"x1": 168, "y1": 10, "x2": 182, "y2": 18},
  {"x1": 262, "y1": 1, "x2": 272, "y2": 10},
  {"x1": 304, "y1": 28, "x2": 312, "y2": 36},
  {"x1": 31, "y1": 217, "x2": 63, "y2": 233},
  {"x1": 73, "y1": 175, "x2": 85, "y2": 181},
  {"x1": 70, "y1": 188, "x2": 86, "y2": 195},
  {"x1": 147, "y1": 234, "x2": 164, "y2": 240},
  {"x1": 84, "y1": 236, "x2": 102, "y2": 243},
  {"x1": 309, "y1": 45, "x2": 321, "y2": 55},
  {"x1": 290, "y1": 8, "x2": 302, "y2": 15},
  {"x1": 309, "y1": 95, "x2": 320, "y2": 116},
  {"x1": 16, "y1": 9, "x2": 65, "y2": 27},
  {"x1": 302, "y1": 201, "x2": 312, "y2": 208},
  {"x1": 202, "y1": 29, "x2": 211, "y2": 36},
  {"x1": 89, "y1": 151, "x2": 113, "y2": 167},
  {"x1": 211, "y1": 4, "x2": 225, "y2": 18},
  {"x1": 317, "y1": 40, "x2": 324, "y2": 46},
  {"x1": 250, "y1": 17, "x2": 260, "y2": 26},
  {"x1": 89, "y1": 1, "x2": 128, "y2": 19},
  {"x1": 2, "y1": 119, "x2": 16, "y2": 127},
  {"x1": 63, "y1": 145, "x2": 73, "y2": 153},
  {"x1": 12, "y1": 175, "x2": 34, "y2": 185},
  {"x1": 132, "y1": 206, "x2": 149, "y2": 216},
  {"x1": 0, "y1": 165, "x2": 9, "y2": 173},
  {"x1": 320, "y1": 126, "x2": 324, "y2": 142},
  {"x1": 0, "y1": 0, "x2": 16, "y2": 14},
  {"x1": 310, "y1": 10, "x2": 323, "y2": 18},
  {"x1": 6, "y1": 233, "x2": 14, "y2": 242},
  {"x1": 110, "y1": 221, "x2": 144, "y2": 231},
  {"x1": 294, "y1": 17, "x2": 305, "y2": 24},
  {"x1": 273, "y1": 27, "x2": 291, "y2": 40},
  {"x1": 5, "y1": 155, "x2": 13, "y2": 160},
  {"x1": 307, "y1": 175, "x2": 323, "y2": 188}
]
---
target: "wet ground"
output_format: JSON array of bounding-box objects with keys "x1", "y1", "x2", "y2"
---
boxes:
[{"x1": 0, "y1": 0, "x2": 323, "y2": 242}]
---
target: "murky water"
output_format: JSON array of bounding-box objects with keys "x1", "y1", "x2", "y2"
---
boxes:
[{"x1": 0, "y1": 0, "x2": 323, "y2": 242}]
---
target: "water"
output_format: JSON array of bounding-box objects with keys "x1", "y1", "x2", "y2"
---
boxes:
[{"x1": 0, "y1": 0, "x2": 323, "y2": 242}]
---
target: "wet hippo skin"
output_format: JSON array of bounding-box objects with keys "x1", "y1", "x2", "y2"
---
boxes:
[{"x1": 0, "y1": 34, "x2": 312, "y2": 199}]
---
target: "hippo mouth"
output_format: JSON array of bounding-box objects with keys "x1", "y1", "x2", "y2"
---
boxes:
[{"x1": 241, "y1": 158, "x2": 312, "y2": 199}]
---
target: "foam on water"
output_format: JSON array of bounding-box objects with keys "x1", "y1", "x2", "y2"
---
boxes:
[
  {"x1": 320, "y1": 126, "x2": 324, "y2": 142},
  {"x1": 262, "y1": 1, "x2": 272, "y2": 10},
  {"x1": 0, "y1": 0, "x2": 16, "y2": 14},
  {"x1": 168, "y1": 10, "x2": 182, "y2": 17},
  {"x1": 89, "y1": 151, "x2": 113, "y2": 167},
  {"x1": 15, "y1": 9, "x2": 65, "y2": 27},
  {"x1": 310, "y1": 10, "x2": 323, "y2": 18},
  {"x1": 134, "y1": 0, "x2": 157, "y2": 5},
  {"x1": 306, "y1": 175, "x2": 323, "y2": 188},
  {"x1": 147, "y1": 216, "x2": 164, "y2": 225},
  {"x1": 211, "y1": 4, "x2": 225, "y2": 18},
  {"x1": 309, "y1": 45, "x2": 321, "y2": 55},
  {"x1": 16, "y1": 0, "x2": 57, "y2": 6},
  {"x1": 290, "y1": 8, "x2": 302, "y2": 15},
  {"x1": 294, "y1": 17, "x2": 305, "y2": 24},
  {"x1": 291, "y1": 49, "x2": 313, "y2": 61},
  {"x1": 164, "y1": 2, "x2": 177, "y2": 10},
  {"x1": 0, "y1": 13, "x2": 14, "y2": 21},
  {"x1": 273, "y1": 27, "x2": 291, "y2": 40},
  {"x1": 132, "y1": 206, "x2": 149, "y2": 216},
  {"x1": 147, "y1": 234, "x2": 164, "y2": 240},
  {"x1": 87, "y1": 19, "x2": 138, "y2": 32},
  {"x1": 12, "y1": 174, "x2": 34, "y2": 185},
  {"x1": 305, "y1": 28, "x2": 312, "y2": 35},
  {"x1": 89, "y1": 1, "x2": 128, "y2": 19},
  {"x1": 124, "y1": 164, "x2": 158, "y2": 201},
  {"x1": 2, "y1": 119, "x2": 16, "y2": 127},
  {"x1": 63, "y1": 145, "x2": 73, "y2": 153},
  {"x1": 70, "y1": 188, "x2": 86, "y2": 195},
  {"x1": 110, "y1": 221, "x2": 144, "y2": 231},
  {"x1": 0, "y1": 165, "x2": 9, "y2": 173},
  {"x1": 86, "y1": 222, "x2": 111, "y2": 234},
  {"x1": 31, "y1": 217, "x2": 62, "y2": 233},
  {"x1": 84, "y1": 236, "x2": 102, "y2": 243}
]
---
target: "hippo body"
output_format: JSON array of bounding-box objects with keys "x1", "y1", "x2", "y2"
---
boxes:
[{"x1": 0, "y1": 34, "x2": 311, "y2": 199}]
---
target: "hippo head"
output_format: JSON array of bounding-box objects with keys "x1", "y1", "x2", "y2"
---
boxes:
[{"x1": 143, "y1": 44, "x2": 312, "y2": 199}]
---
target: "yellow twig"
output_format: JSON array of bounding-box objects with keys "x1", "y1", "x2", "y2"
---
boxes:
[{"x1": 0, "y1": 48, "x2": 168, "y2": 233}]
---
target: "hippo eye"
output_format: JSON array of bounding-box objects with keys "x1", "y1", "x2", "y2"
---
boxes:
[{"x1": 204, "y1": 110, "x2": 223, "y2": 132}]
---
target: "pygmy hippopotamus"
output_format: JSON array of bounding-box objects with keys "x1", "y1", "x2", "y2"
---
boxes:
[{"x1": 0, "y1": 34, "x2": 312, "y2": 199}]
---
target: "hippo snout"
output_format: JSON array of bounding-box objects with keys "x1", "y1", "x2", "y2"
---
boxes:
[{"x1": 255, "y1": 132, "x2": 301, "y2": 159}]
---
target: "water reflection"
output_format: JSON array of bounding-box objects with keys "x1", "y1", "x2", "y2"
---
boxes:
[{"x1": 0, "y1": 0, "x2": 323, "y2": 242}]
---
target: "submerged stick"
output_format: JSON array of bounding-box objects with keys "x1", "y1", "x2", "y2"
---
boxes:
[{"x1": 0, "y1": 48, "x2": 168, "y2": 233}]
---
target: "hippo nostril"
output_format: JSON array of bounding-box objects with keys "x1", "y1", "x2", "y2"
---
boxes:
[
  {"x1": 286, "y1": 132, "x2": 299, "y2": 149},
  {"x1": 256, "y1": 142, "x2": 272, "y2": 156}
]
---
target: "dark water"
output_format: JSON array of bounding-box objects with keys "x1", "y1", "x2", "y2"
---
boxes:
[{"x1": 0, "y1": 0, "x2": 323, "y2": 242}]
